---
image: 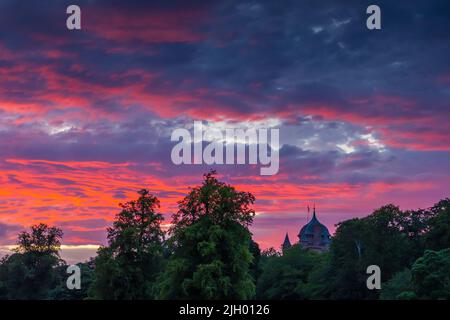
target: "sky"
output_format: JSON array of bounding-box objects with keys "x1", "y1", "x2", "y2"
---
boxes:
[{"x1": 0, "y1": 0, "x2": 449, "y2": 262}]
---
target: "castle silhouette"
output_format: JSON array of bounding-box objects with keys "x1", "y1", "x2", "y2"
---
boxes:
[{"x1": 282, "y1": 206, "x2": 331, "y2": 252}]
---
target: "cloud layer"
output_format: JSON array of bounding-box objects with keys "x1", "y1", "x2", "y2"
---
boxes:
[{"x1": 0, "y1": 0, "x2": 449, "y2": 260}]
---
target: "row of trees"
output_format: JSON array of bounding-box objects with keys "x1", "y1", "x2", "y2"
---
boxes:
[
  {"x1": 257, "y1": 201, "x2": 450, "y2": 300},
  {"x1": 0, "y1": 171, "x2": 449, "y2": 299}
]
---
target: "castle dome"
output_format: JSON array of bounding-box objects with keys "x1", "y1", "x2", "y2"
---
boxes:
[{"x1": 298, "y1": 208, "x2": 331, "y2": 251}]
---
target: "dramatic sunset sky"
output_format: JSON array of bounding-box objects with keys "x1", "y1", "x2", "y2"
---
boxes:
[{"x1": 0, "y1": 0, "x2": 449, "y2": 263}]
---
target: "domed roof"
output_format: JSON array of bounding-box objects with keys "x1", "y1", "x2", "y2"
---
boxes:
[{"x1": 298, "y1": 209, "x2": 331, "y2": 246}]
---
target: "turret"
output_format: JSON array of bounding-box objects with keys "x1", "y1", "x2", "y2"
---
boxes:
[
  {"x1": 282, "y1": 232, "x2": 291, "y2": 252},
  {"x1": 298, "y1": 205, "x2": 331, "y2": 252}
]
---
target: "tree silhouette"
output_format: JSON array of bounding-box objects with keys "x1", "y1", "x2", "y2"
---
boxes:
[
  {"x1": 16, "y1": 223, "x2": 63, "y2": 255},
  {"x1": 0, "y1": 177, "x2": 448, "y2": 300},
  {"x1": 426, "y1": 198, "x2": 450, "y2": 250},
  {"x1": 0, "y1": 224, "x2": 64, "y2": 299},
  {"x1": 156, "y1": 171, "x2": 257, "y2": 299},
  {"x1": 89, "y1": 189, "x2": 164, "y2": 299}
]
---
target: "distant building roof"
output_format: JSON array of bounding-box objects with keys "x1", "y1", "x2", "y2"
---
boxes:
[
  {"x1": 282, "y1": 232, "x2": 291, "y2": 251},
  {"x1": 298, "y1": 207, "x2": 331, "y2": 251}
]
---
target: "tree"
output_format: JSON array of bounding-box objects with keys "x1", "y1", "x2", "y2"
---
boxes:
[
  {"x1": 411, "y1": 248, "x2": 450, "y2": 299},
  {"x1": 16, "y1": 223, "x2": 63, "y2": 255},
  {"x1": 156, "y1": 171, "x2": 257, "y2": 299},
  {"x1": 89, "y1": 189, "x2": 164, "y2": 299},
  {"x1": 391, "y1": 207, "x2": 433, "y2": 265},
  {"x1": 319, "y1": 218, "x2": 372, "y2": 299},
  {"x1": 425, "y1": 198, "x2": 450, "y2": 251},
  {"x1": 380, "y1": 269, "x2": 415, "y2": 300},
  {"x1": 0, "y1": 224, "x2": 64, "y2": 299},
  {"x1": 256, "y1": 244, "x2": 323, "y2": 299},
  {"x1": 381, "y1": 248, "x2": 450, "y2": 300},
  {"x1": 261, "y1": 247, "x2": 280, "y2": 258},
  {"x1": 249, "y1": 240, "x2": 262, "y2": 286},
  {"x1": 48, "y1": 260, "x2": 95, "y2": 300},
  {"x1": 322, "y1": 205, "x2": 414, "y2": 299}
]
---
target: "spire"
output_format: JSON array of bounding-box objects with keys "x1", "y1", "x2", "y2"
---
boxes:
[
  {"x1": 313, "y1": 203, "x2": 317, "y2": 219},
  {"x1": 282, "y1": 232, "x2": 291, "y2": 251}
]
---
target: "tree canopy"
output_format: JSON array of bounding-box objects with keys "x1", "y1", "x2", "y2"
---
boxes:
[
  {"x1": 157, "y1": 171, "x2": 257, "y2": 299},
  {"x1": 89, "y1": 189, "x2": 165, "y2": 299},
  {"x1": 0, "y1": 175, "x2": 448, "y2": 300},
  {"x1": 0, "y1": 224, "x2": 64, "y2": 299}
]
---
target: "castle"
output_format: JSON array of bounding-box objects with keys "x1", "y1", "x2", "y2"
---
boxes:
[{"x1": 282, "y1": 206, "x2": 331, "y2": 252}]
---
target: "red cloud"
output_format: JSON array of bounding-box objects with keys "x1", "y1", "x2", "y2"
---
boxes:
[
  {"x1": 85, "y1": 7, "x2": 208, "y2": 44},
  {"x1": 0, "y1": 157, "x2": 446, "y2": 249}
]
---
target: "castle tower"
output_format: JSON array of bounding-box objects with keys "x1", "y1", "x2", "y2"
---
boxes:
[{"x1": 297, "y1": 206, "x2": 331, "y2": 252}]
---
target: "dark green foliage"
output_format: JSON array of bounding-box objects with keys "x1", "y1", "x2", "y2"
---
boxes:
[
  {"x1": 322, "y1": 204, "x2": 438, "y2": 299},
  {"x1": 248, "y1": 240, "x2": 262, "y2": 284},
  {"x1": 260, "y1": 247, "x2": 280, "y2": 259},
  {"x1": 16, "y1": 223, "x2": 64, "y2": 255},
  {"x1": 425, "y1": 199, "x2": 450, "y2": 251},
  {"x1": 0, "y1": 176, "x2": 448, "y2": 301},
  {"x1": 89, "y1": 189, "x2": 164, "y2": 299},
  {"x1": 381, "y1": 248, "x2": 450, "y2": 300},
  {"x1": 156, "y1": 171, "x2": 257, "y2": 299},
  {"x1": 0, "y1": 224, "x2": 64, "y2": 299},
  {"x1": 49, "y1": 260, "x2": 95, "y2": 300},
  {"x1": 411, "y1": 248, "x2": 450, "y2": 299},
  {"x1": 256, "y1": 244, "x2": 324, "y2": 299},
  {"x1": 380, "y1": 269, "x2": 415, "y2": 300}
]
